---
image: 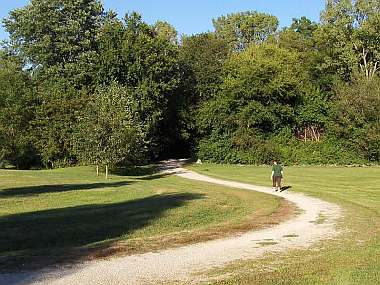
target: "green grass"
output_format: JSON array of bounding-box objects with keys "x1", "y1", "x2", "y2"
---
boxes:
[
  {"x1": 0, "y1": 166, "x2": 283, "y2": 271},
  {"x1": 188, "y1": 163, "x2": 380, "y2": 285}
]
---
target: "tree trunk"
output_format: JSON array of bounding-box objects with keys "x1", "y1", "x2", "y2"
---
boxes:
[
  {"x1": 96, "y1": 165, "x2": 99, "y2": 176},
  {"x1": 105, "y1": 165, "x2": 108, "y2": 180}
]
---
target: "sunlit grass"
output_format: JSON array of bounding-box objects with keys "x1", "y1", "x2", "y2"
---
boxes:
[{"x1": 188, "y1": 163, "x2": 380, "y2": 285}]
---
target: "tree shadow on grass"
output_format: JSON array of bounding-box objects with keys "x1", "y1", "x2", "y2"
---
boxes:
[
  {"x1": 0, "y1": 181, "x2": 134, "y2": 197},
  {"x1": 0, "y1": 192, "x2": 204, "y2": 274},
  {"x1": 111, "y1": 165, "x2": 159, "y2": 176},
  {"x1": 111, "y1": 165, "x2": 179, "y2": 181},
  {"x1": 136, "y1": 172, "x2": 173, "y2": 181}
]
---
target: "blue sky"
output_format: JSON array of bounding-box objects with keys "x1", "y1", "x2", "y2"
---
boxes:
[{"x1": 1, "y1": 0, "x2": 325, "y2": 41}]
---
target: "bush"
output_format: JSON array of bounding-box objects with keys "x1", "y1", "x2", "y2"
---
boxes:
[
  {"x1": 278, "y1": 139, "x2": 365, "y2": 165},
  {"x1": 197, "y1": 134, "x2": 281, "y2": 164},
  {"x1": 197, "y1": 130, "x2": 367, "y2": 166}
]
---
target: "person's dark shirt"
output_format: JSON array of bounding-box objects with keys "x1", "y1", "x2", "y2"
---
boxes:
[{"x1": 272, "y1": 164, "x2": 283, "y2": 177}]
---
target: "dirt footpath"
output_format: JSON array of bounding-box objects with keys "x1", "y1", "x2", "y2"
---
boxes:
[{"x1": 0, "y1": 162, "x2": 342, "y2": 285}]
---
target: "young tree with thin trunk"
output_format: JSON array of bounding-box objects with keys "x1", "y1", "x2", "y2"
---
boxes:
[{"x1": 74, "y1": 83, "x2": 144, "y2": 178}]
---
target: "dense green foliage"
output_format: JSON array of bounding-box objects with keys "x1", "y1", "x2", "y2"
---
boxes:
[
  {"x1": 0, "y1": 51, "x2": 37, "y2": 169},
  {"x1": 1, "y1": 0, "x2": 379, "y2": 168},
  {"x1": 74, "y1": 83, "x2": 144, "y2": 168},
  {"x1": 333, "y1": 76, "x2": 380, "y2": 161},
  {"x1": 213, "y1": 11, "x2": 279, "y2": 51}
]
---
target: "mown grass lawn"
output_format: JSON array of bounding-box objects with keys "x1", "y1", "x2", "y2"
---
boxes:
[
  {"x1": 188, "y1": 163, "x2": 380, "y2": 285},
  {"x1": 0, "y1": 166, "x2": 286, "y2": 272}
]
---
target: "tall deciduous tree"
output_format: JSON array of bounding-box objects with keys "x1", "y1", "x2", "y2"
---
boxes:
[
  {"x1": 0, "y1": 51, "x2": 37, "y2": 169},
  {"x1": 213, "y1": 11, "x2": 278, "y2": 51},
  {"x1": 3, "y1": 0, "x2": 107, "y2": 167},
  {"x1": 290, "y1": 16, "x2": 318, "y2": 38},
  {"x1": 196, "y1": 43, "x2": 307, "y2": 163},
  {"x1": 4, "y1": 0, "x2": 104, "y2": 70},
  {"x1": 32, "y1": 82, "x2": 89, "y2": 167},
  {"x1": 315, "y1": 0, "x2": 380, "y2": 80},
  {"x1": 154, "y1": 20, "x2": 178, "y2": 45},
  {"x1": 180, "y1": 33, "x2": 229, "y2": 103},
  {"x1": 332, "y1": 75, "x2": 380, "y2": 161},
  {"x1": 278, "y1": 18, "x2": 332, "y2": 141},
  {"x1": 279, "y1": 17, "x2": 318, "y2": 53},
  {"x1": 122, "y1": 13, "x2": 182, "y2": 159},
  {"x1": 95, "y1": 12, "x2": 182, "y2": 159},
  {"x1": 176, "y1": 32, "x2": 230, "y2": 153}
]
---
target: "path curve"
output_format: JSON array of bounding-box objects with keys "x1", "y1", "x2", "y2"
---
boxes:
[{"x1": 0, "y1": 161, "x2": 342, "y2": 285}]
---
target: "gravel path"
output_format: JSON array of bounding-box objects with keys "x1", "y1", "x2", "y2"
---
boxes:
[{"x1": 0, "y1": 161, "x2": 342, "y2": 285}]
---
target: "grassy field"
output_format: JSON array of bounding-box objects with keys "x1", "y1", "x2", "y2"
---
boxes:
[
  {"x1": 0, "y1": 166, "x2": 287, "y2": 272},
  {"x1": 188, "y1": 163, "x2": 380, "y2": 285}
]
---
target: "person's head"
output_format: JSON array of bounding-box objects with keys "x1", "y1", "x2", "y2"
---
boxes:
[{"x1": 273, "y1": 160, "x2": 278, "y2": 165}]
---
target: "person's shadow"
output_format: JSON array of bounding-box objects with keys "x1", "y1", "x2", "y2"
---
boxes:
[{"x1": 280, "y1": 186, "x2": 292, "y2": 192}]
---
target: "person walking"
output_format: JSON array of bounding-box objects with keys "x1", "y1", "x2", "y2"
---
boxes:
[{"x1": 271, "y1": 160, "x2": 283, "y2": 192}]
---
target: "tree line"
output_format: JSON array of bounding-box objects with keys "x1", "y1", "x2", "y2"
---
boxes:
[{"x1": 0, "y1": 0, "x2": 379, "y2": 170}]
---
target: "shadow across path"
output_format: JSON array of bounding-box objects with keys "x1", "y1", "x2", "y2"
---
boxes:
[{"x1": 0, "y1": 192, "x2": 204, "y2": 273}]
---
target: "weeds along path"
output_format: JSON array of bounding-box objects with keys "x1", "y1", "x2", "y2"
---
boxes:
[{"x1": 0, "y1": 160, "x2": 342, "y2": 285}]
